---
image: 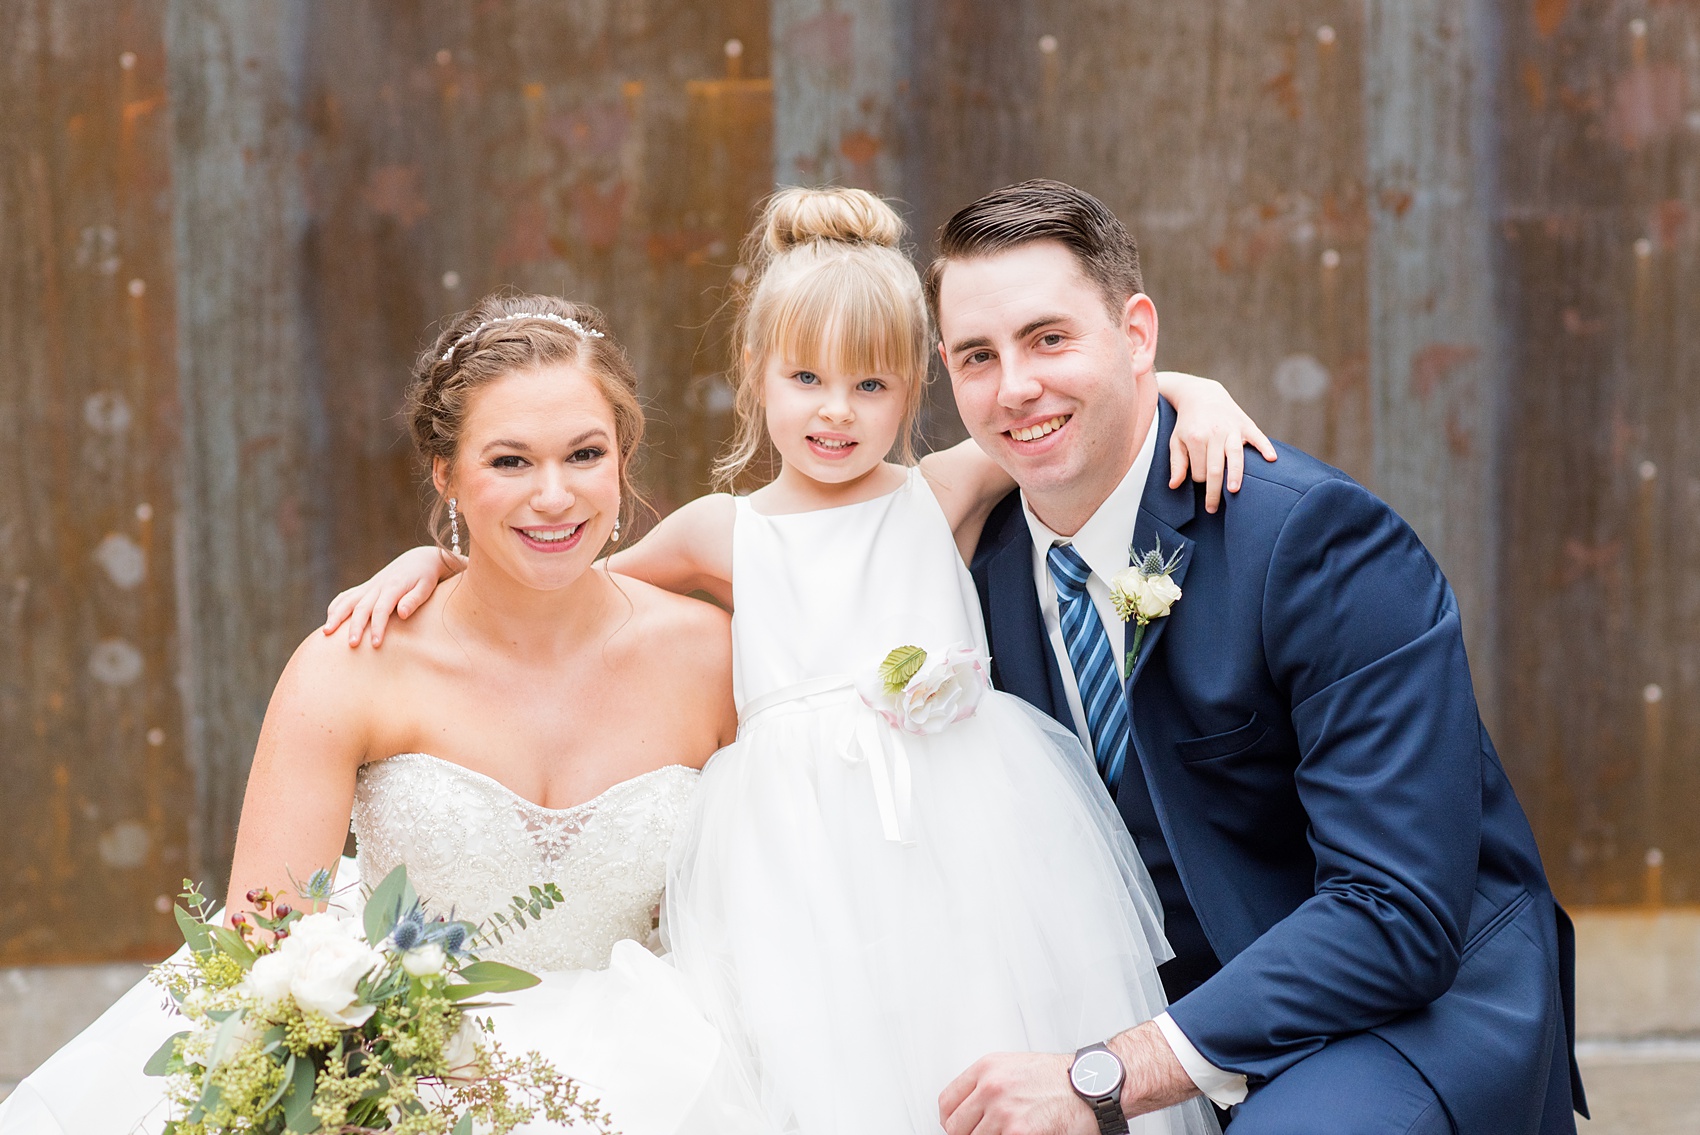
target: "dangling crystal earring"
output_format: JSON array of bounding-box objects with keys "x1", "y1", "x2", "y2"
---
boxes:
[
  {"x1": 448, "y1": 497, "x2": 461, "y2": 556},
  {"x1": 610, "y1": 513, "x2": 622, "y2": 543}
]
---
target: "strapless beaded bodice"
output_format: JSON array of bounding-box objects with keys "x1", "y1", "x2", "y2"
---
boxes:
[{"x1": 351, "y1": 754, "x2": 700, "y2": 971}]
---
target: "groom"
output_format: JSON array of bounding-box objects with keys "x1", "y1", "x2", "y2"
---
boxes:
[{"x1": 929, "y1": 181, "x2": 1583, "y2": 1135}]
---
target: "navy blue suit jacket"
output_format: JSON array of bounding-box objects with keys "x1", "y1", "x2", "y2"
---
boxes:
[{"x1": 970, "y1": 399, "x2": 1584, "y2": 1135}]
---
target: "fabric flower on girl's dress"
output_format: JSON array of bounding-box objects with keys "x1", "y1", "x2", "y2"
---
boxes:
[{"x1": 856, "y1": 643, "x2": 989, "y2": 735}]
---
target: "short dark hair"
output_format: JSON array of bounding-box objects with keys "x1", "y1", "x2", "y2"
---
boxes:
[{"x1": 923, "y1": 179, "x2": 1144, "y2": 325}]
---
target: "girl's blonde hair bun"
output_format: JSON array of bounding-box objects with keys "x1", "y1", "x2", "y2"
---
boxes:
[{"x1": 757, "y1": 186, "x2": 904, "y2": 260}]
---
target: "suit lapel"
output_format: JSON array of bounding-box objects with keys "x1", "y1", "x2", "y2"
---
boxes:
[
  {"x1": 980, "y1": 498, "x2": 1075, "y2": 736},
  {"x1": 1124, "y1": 399, "x2": 1196, "y2": 695}
]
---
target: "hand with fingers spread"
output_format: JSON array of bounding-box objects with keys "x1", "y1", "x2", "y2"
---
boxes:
[
  {"x1": 1154, "y1": 371, "x2": 1276, "y2": 513},
  {"x1": 322, "y1": 545, "x2": 460, "y2": 646}
]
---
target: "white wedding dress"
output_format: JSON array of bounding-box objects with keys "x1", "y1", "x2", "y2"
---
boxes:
[
  {"x1": 664, "y1": 468, "x2": 1219, "y2": 1135},
  {"x1": 0, "y1": 755, "x2": 762, "y2": 1135}
]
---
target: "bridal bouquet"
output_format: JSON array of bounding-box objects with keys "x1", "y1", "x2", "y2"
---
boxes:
[{"x1": 145, "y1": 866, "x2": 607, "y2": 1134}]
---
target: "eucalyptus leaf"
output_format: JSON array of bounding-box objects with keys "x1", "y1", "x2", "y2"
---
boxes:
[
  {"x1": 452, "y1": 1112, "x2": 475, "y2": 1135},
  {"x1": 207, "y1": 925, "x2": 257, "y2": 969},
  {"x1": 363, "y1": 864, "x2": 417, "y2": 946},
  {"x1": 174, "y1": 905, "x2": 214, "y2": 955},
  {"x1": 143, "y1": 1031, "x2": 188, "y2": 1077},
  {"x1": 207, "y1": 1011, "x2": 246, "y2": 1071},
  {"x1": 281, "y1": 1048, "x2": 319, "y2": 1132},
  {"x1": 879, "y1": 644, "x2": 927, "y2": 694},
  {"x1": 447, "y1": 960, "x2": 541, "y2": 1000},
  {"x1": 194, "y1": 1079, "x2": 222, "y2": 1121},
  {"x1": 261, "y1": 1053, "x2": 297, "y2": 1113}
]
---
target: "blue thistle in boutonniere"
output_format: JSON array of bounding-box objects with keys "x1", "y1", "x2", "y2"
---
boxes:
[{"x1": 1109, "y1": 538, "x2": 1184, "y2": 672}]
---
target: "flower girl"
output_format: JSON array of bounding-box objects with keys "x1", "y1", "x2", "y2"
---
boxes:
[{"x1": 325, "y1": 188, "x2": 1266, "y2": 1134}]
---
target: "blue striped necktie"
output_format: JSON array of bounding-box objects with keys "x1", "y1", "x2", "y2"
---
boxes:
[{"x1": 1047, "y1": 543, "x2": 1130, "y2": 796}]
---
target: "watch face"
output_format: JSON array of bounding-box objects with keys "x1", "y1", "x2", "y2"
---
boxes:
[{"x1": 1070, "y1": 1049, "x2": 1124, "y2": 1098}]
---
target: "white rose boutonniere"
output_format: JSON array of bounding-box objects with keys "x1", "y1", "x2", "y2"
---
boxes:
[
  {"x1": 856, "y1": 643, "x2": 989, "y2": 736},
  {"x1": 1109, "y1": 538, "x2": 1184, "y2": 672}
]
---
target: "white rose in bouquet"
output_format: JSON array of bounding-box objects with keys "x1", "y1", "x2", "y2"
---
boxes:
[
  {"x1": 244, "y1": 911, "x2": 384, "y2": 1027},
  {"x1": 441, "y1": 1016, "x2": 486, "y2": 1084},
  {"x1": 857, "y1": 644, "x2": 988, "y2": 736}
]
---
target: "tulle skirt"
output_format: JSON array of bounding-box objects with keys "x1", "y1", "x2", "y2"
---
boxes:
[
  {"x1": 0, "y1": 864, "x2": 758, "y2": 1135},
  {"x1": 664, "y1": 686, "x2": 1220, "y2": 1135}
]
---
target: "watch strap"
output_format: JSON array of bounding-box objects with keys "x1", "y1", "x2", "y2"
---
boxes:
[
  {"x1": 1089, "y1": 1092, "x2": 1129, "y2": 1135},
  {"x1": 1071, "y1": 1043, "x2": 1129, "y2": 1135}
]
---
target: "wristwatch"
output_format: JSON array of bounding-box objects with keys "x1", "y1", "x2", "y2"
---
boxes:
[{"x1": 1069, "y1": 1042, "x2": 1129, "y2": 1135}]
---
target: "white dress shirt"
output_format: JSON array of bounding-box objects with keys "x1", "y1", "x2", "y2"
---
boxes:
[{"x1": 1020, "y1": 415, "x2": 1249, "y2": 1109}]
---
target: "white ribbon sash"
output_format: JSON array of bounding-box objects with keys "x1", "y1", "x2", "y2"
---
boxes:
[{"x1": 738, "y1": 676, "x2": 916, "y2": 846}]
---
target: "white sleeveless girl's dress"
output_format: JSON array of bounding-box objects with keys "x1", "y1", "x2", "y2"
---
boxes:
[{"x1": 664, "y1": 468, "x2": 1219, "y2": 1135}]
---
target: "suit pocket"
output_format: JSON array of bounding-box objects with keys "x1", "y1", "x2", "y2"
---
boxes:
[
  {"x1": 1460, "y1": 888, "x2": 1534, "y2": 964},
  {"x1": 1173, "y1": 712, "x2": 1272, "y2": 763}
]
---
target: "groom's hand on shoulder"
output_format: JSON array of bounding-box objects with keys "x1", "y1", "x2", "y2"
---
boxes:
[{"x1": 938, "y1": 1023, "x2": 1199, "y2": 1135}]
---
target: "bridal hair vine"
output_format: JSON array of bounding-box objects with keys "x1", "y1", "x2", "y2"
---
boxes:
[{"x1": 441, "y1": 311, "x2": 605, "y2": 361}]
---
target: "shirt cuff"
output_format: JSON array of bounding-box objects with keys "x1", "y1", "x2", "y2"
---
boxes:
[{"x1": 1153, "y1": 1011, "x2": 1249, "y2": 1108}]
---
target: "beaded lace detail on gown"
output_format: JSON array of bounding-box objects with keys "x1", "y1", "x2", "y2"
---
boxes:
[{"x1": 351, "y1": 754, "x2": 700, "y2": 972}]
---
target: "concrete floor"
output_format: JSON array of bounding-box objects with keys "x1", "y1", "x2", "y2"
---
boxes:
[
  {"x1": 3, "y1": 992, "x2": 1696, "y2": 1132},
  {"x1": 4, "y1": 912, "x2": 1699, "y2": 1131},
  {"x1": 5, "y1": 1054, "x2": 1695, "y2": 1131},
  {"x1": 1576, "y1": 1043, "x2": 1700, "y2": 1135}
]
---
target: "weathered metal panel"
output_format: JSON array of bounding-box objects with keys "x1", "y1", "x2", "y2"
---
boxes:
[
  {"x1": 1364, "y1": 0, "x2": 1506, "y2": 719},
  {"x1": 172, "y1": 0, "x2": 770, "y2": 899},
  {"x1": 167, "y1": 0, "x2": 323, "y2": 891},
  {"x1": 1495, "y1": 0, "x2": 1700, "y2": 905},
  {"x1": 773, "y1": 0, "x2": 903, "y2": 192},
  {"x1": 898, "y1": 1, "x2": 1377, "y2": 480},
  {"x1": 6, "y1": 1, "x2": 774, "y2": 965},
  {"x1": 3, "y1": 0, "x2": 1695, "y2": 968},
  {"x1": 0, "y1": 0, "x2": 191, "y2": 962},
  {"x1": 298, "y1": 0, "x2": 771, "y2": 536},
  {"x1": 804, "y1": 0, "x2": 1699, "y2": 905}
]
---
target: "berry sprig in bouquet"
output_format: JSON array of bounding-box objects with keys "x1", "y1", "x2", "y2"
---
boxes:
[{"x1": 144, "y1": 865, "x2": 606, "y2": 1134}]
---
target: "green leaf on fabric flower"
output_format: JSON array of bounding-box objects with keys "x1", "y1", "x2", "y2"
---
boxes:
[
  {"x1": 281, "y1": 1048, "x2": 319, "y2": 1132},
  {"x1": 143, "y1": 1031, "x2": 188, "y2": 1076},
  {"x1": 364, "y1": 864, "x2": 417, "y2": 946},
  {"x1": 446, "y1": 960, "x2": 541, "y2": 1000},
  {"x1": 879, "y1": 645, "x2": 927, "y2": 694},
  {"x1": 174, "y1": 904, "x2": 214, "y2": 955}
]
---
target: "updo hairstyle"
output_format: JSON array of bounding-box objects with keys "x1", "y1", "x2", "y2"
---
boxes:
[
  {"x1": 715, "y1": 186, "x2": 931, "y2": 486},
  {"x1": 407, "y1": 293, "x2": 645, "y2": 554}
]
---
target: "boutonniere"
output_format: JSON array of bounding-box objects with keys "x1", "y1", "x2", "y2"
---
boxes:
[{"x1": 1109, "y1": 538, "x2": 1184, "y2": 671}]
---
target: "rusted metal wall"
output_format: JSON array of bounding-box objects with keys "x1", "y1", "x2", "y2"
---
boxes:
[
  {"x1": 1, "y1": 0, "x2": 1694, "y2": 964},
  {"x1": 783, "y1": 0, "x2": 1699, "y2": 906},
  {"x1": 1495, "y1": 1, "x2": 1700, "y2": 905},
  {"x1": 2, "y1": 0, "x2": 770, "y2": 965},
  {"x1": 1, "y1": 0, "x2": 192, "y2": 962}
]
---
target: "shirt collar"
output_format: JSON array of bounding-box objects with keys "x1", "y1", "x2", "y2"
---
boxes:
[{"x1": 1022, "y1": 412, "x2": 1158, "y2": 582}]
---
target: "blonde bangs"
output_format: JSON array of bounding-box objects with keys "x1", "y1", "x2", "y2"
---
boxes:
[{"x1": 766, "y1": 253, "x2": 928, "y2": 387}]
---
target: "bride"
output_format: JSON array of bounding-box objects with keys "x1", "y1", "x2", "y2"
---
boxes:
[{"x1": 0, "y1": 298, "x2": 758, "y2": 1134}]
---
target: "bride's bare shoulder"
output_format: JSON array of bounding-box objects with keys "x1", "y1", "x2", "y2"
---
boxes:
[{"x1": 609, "y1": 572, "x2": 730, "y2": 649}]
